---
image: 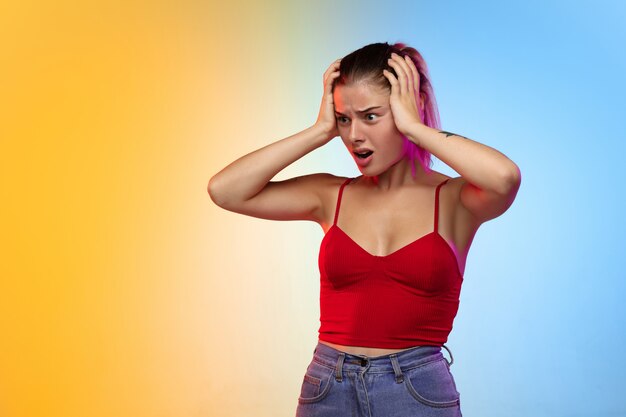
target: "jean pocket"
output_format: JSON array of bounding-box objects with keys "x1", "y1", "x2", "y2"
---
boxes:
[
  {"x1": 297, "y1": 359, "x2": 335, "y2": 404},
  {"x1": 404, "y1": 357, "x2": 461, "y2": 408}
]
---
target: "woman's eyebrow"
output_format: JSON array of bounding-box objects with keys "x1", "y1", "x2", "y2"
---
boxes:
[{"x1": 334, "y1": 106, "x2": 383, "y2": 115}]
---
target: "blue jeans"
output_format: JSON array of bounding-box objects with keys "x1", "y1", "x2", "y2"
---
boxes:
[{"x1": 295, "y1": 341, "x2": 462, "y2": 417}]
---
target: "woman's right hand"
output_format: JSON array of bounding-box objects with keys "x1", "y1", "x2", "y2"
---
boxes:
[{"x1": 314, "y1": 58, "x2": 342, "y2": 142}]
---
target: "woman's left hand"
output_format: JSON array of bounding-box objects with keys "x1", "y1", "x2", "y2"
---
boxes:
[{"x1": 383, "y1": 53, "x2": 425, "y2": 141}]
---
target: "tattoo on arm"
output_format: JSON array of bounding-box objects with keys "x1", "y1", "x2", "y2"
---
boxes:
[{"x1": 438, "y1": 130, "x2": 466, "y2": 139}]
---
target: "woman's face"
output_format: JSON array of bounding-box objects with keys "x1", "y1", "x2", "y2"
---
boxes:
[{"x1": 333, "y1": 82, "x2": 406, "y2": 175}]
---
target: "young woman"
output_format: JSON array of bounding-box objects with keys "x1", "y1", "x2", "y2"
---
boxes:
[{"x1": 208, "y1": 41, "x2": 521, "y2": 416}]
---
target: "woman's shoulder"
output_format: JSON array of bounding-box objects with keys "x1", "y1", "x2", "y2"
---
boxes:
[
  {"x1": 309, "y1": 173, "x2": 355, "y2": 189},
  {"x1": 302, "y1": 172, "x2": 350, "y2": 187},
  {"x1": 431, "y1": 172, "x2": 465, "y2": 192},
  {"x1": 296, "y1": 173, "x2": 352, "y2": 226},
  {"x1": 433, "y1": 173, "x2": 464, "y2": 203},
  {"x1": 429, "y1": 170, "x2": 455, "y2": 185},
  {"x1": 314, "y1": 172, "x2": 461, "y2": 191},
  {"x1": 294, "y1": 172, "x2": 349, "y2": 203}
]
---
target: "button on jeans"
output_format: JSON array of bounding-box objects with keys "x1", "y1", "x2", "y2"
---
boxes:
[{"x1": 295, "y1": 341, "x2": 462, "y2": 417}]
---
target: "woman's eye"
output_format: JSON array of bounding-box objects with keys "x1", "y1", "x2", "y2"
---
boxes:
[{"x1": 337, "y1": 114, "x2": 377, "y2": 123}]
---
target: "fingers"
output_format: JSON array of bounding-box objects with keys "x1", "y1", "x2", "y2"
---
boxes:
[
  {"x1": 323, "y1": 59, "x2": 341, "y2": 80},
  {"x1": 386, "y1": 53, "x2": 422, "y2": 112},
  {"x1": 323, "y1": 59, "x2": 342, "y2": 93},
  {"x1": 382, "y1": 68, "x2": 398, "y2": 93},
  {"x1": 324, "y1": 70, "x2": 341, "y2": 95},
  {"x1": 403, "y1": 55, "x2": 420, "y2": 93},
  {"x1": 387, "y1": 53, "x2": 412, "y2": 96}
]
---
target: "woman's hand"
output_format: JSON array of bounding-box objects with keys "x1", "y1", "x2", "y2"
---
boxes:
[
  {"x1": 314, "y1": 58, "x2": 342, "y2": 142},
  {"x1": 383, "y1": 53, "x2": 425, "y2": 143}
]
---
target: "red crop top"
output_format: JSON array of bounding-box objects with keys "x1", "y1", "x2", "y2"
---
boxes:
[{"x1": 317, "y1": 177, "x2": 464, "y2": 348}]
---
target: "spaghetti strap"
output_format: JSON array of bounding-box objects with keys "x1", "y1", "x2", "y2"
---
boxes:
[
  {"x1": 333, "y1": 177, "x2": 354, "y2": 226},
  {"x1": 434, "y1": 178, "x2": 450, "y2": 233}
]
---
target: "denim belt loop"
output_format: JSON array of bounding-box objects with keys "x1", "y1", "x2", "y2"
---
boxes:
[
  {"x1": 442, "y1": 344, "x2": 454, "y2": 366},
  {"x1": 335, "y1": 352, "x2": 346, "y2": 382},
  {"x1": 388, "y1": 354, "x2": 404, "y2": 383}
]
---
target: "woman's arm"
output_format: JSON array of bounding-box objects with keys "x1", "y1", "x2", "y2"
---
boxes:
[
  {"x1": 208, "y1": 124, "x2": 330, "y2": 208},
  {"x1": 208, "y1": 58, "x2": 343, "y2": 221},
  {"x1": 406, "y1": 122, "x2": 521, "y2": 224},
  {"x1": 384, "y1": 52, "x2": 520, "y2": 223},
  {"x1": 406, "y1": 123, "x2": 520, "y2": 193}
]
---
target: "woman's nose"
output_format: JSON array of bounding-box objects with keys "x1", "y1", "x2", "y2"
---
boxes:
[{"x1": 349, "y1": 120, "x2": 363, "y2": 141}]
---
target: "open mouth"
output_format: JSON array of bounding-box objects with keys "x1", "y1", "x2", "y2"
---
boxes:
[{"x1": 354, "y1": 150, "x2": 374, "y2": 159}]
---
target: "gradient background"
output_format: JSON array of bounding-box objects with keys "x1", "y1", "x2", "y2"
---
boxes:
[{"x1": 1, "y1": 0, "x2": 625, "y2": 416}]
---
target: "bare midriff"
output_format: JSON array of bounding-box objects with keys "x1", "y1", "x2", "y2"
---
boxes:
[{"x1": 318, "y1": 339, "x2": 426, "y2": 357}]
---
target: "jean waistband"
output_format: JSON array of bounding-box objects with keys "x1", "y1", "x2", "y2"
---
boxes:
[{"x1": 312, "y1": 341, "x2": 454, "y2": 377}]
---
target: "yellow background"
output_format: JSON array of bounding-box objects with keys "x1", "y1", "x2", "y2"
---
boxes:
[{"x1": 1, "y1": 1, "x2": 323, "y2": 416}]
